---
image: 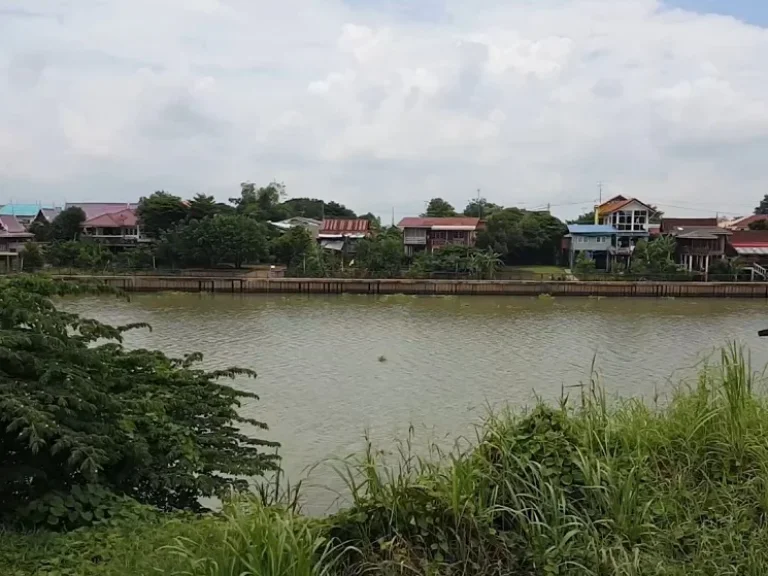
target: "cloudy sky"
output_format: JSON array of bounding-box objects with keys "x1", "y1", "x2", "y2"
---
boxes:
[{"x1": 1, "y1": 0, "x2": 767, "y2": 220}]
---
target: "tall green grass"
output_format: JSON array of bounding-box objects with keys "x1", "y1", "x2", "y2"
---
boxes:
[
  {"x1": 329, "y1": 345, "x2": 768, "y2": 575},
  {"x1": 6, "y1": 345, "x2": 768, "y2": 575}
]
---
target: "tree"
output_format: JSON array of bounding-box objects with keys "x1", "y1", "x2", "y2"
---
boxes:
[
  {"x1": 44, "y1": 241, "x2": 82, "y2": 269},
  {"x1": 0, "y1": 276, "x2": 277, "y2": 527},
  {"x1": 164, "y1": 215, "x2": 269, "y2": 269},
  {"x1": 569, "y1": 210, "x2": 595, "y2": 225},
  {"x1": 354, "y1": 229, "x2": 403, "y2": 278},
  {"x1": 230, "y1": 182, "x2": 289, "y2": 222},
  {"x1": 28, "y1": 220, "x2": 52, "y2": 243},
  {"x1": 463, "y1": 198, "x2": 501, "y2": 219},
  {"x1": 755, "y1": 195, "x2": 768, "y2": 215},
  {"x1": 272, "y1": 226, "x2": 314, "y2": 268},
  {"x1": 631, "y1": 236, "x2": 680, "y2": 276},
  {"x1": 422, "y1": 198, "x2": 457, "y2": 218},
  {"x1": 51, "y1": 207, "x2": 86, "y2": 241},
  {"x1": 187, "y1": 194, "x2": 220, "y2": 222},
  {"x1": 137, "y1": 192, "x2": 189, "y2": 238},
  {"x1": 477, "y1": 208, "x2": 566, "y2": 265},
  {"x1": 749, "y1": 219, "x2": 768, "y2": 231},
  {"x1": 283, "y1": 198, "x2": 326, "y2": 220},
  {"x1": 323, "y1": 201, "x2": 356, "y2": 219},
  {"x1": 20, "y1": 243, "x2": 44, "y2": 271},
  {"x1": 574, "y1": 252, "x2": 597, "y2": 276}
]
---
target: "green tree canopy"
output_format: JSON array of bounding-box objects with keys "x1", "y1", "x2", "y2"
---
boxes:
[
  {"x1": 0, "y1": 276, "x2": 277, "y2": 527},
  {"x1": 162, "y1": 215, "x2": 269, "y2": 269},
  {"x1": 477, "y1": 209, "x2": 566, "y2": 265},
  {"x1": 755, "y1": 195, "x2": 768, "y2": 215},
  {"x1": 354, "y1": 228, "x2": 403, "y2": 278},
  {"x1": 282, "y1": 198, "x2": 325, "y2": 220},
  {"x1": 230, "y1": 182, "x2": 289, "y2": 222},
  {"x1": 568, "y1": 210, "x2": 596, "y2": 225},
  {"x1": 631, "y1": 236, "x2": 679, "y2": 275},
  {"x1": 137, "y1": 192, "x2": 189, "y2": 238},
  {"x1": 422, "y1": 198, "x2": 457, "y2": 218},
  {"x1": 323, "y1": 201, "x2": 356, "y2": 219},
  {"x1": 51, "y1": 207, "x2": 86, "y2": 241},
  {"x1": 272, "y1": 226, "x2": 314, "y2": 267},
  {"x1": 463, "y1": 198, "x2": 501, "y2": 219},
  {"x1": 187, "y1": 194, "x2": 221, "y2": 222},
  {"x1": 20, "y1": 242, "x2": 44, "y2": 271}
]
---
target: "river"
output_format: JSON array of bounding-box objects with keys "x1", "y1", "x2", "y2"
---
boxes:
[{"x1": 63, "y1": 293, "x2": 768, "y2": 513}]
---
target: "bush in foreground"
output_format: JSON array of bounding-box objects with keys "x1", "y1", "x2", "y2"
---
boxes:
[{"x1": 0, "y1": 275, "x2": 278, "y2": 529}]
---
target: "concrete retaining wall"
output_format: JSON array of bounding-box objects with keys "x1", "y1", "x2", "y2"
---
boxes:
[{"x1": 51, "y1": 275, "x2": 768, "y2": 298}]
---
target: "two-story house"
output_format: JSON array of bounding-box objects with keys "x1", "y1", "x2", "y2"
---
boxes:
[
  {"x1": 660, "y1": 218, "x2": 731, "y2": 275},
  {"x1": 397, "y1": 217, "x2": 481, "y2": 257},
  {"x1": 595, "y1": 196, "x2": 657, "y2": 265},
  {"x1": 0, "y1": 215, "x2": 34, "y2": 271},
  {"x1": 564, "y1": 224, "x2": 618, "y2": 270}
]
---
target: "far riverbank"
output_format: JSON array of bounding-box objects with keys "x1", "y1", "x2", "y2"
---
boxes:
[{"x1": 53, "y1": 274, "x2": 768, "y2": 298}]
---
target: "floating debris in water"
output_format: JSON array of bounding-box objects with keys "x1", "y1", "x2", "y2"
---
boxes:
[
  {"x1": 378, "y1": 355, "x2": 387, "y2": 363},
  {"x1": 538, "y1": 293, "x2": 555, "y2": 300}
]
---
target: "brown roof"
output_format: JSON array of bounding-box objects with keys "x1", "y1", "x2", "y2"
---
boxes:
[
  {"x1": 660, "y1": 218, "x2": 719, "y2": 233},
  {"x1": 730, "y1": 230, "x2": 768, "y2": 246},
  {"x1": 398, "y1": 217, "x2": 481, "y2": 229},
  {"x1": 320, "y1": 219, "x2": 370, "y2": 233}
]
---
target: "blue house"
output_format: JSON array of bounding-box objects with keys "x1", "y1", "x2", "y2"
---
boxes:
[{"x1": 565, "y1": 224, "x2": 618, "y2": 270}]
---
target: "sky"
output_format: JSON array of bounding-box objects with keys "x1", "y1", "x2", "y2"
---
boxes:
[{"x1": 1, "y1": 0, "x2": 768, "y2": 221}]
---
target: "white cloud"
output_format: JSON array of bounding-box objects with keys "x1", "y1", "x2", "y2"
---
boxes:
[{"x1": 1, "y1": 0, "x2": 767, "y2": 217}]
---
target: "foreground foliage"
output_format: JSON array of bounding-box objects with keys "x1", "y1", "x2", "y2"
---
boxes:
[
  {"x1": 5, "y1": 343, "x2": 768, "y2": 575},
  {"x1": 0, "y1": 276, "x2": 278, "y2": 529}
]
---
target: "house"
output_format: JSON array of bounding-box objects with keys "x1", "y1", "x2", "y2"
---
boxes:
[
  {"x1": 318, "y1": 219, "x2": 371, "y2": 252},
  {"x1": 397, "y1": 217, "x2": 481, "y2": 257},
  {"x1": 660, "y1": 218, "x2": 730, "y2": 274},
  {"x1": 595, "y1": 196, "x2": 657, "y2": 263},
  {"x1": 564, "y1": 224, "x2": 618, "y2": 270},
  {"x1": 728, "y1": 230, "x2": 768, "y2": 263},
  {"x1": 0, "y1": 215, "x2": 34, "y2": 270},
  {"x1": 0, "y1": 203, "x2": 50, "y2": 226},
  {"x1": 64, "y1": 203, "x2": 143, "y2": 247},
  {"x1": 269, "y1": 217, "x2": 322, "y2": 239}
]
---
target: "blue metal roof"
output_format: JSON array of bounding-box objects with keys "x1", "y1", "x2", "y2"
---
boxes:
[
  {"x1": 0, "y1": 204, "x2": 48, "y2": 217},
  {"x1": 567, "y1": 224, "x2": 618, "y2": 235}
]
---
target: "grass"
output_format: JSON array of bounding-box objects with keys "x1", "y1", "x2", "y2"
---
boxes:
[{"x1": 6, "y1": 344, "x2": 768, "y2": 575}]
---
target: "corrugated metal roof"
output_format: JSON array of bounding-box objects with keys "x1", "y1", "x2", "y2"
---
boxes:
[
  {"x1": 597, "y1": 196, "x2": 656, "y2": 215},
  {"x1": 567, "y1": 224, "x2": 618, "y2": 235},
  {"x1": 0, "y1": 204, "x2": 47, "y2": 217},
  {"x1": 320, "y1": 219, "x2": 370, "y2": 233},
  {"x1": 730, "y1": 230, "x2": 768, "y2": 245},
  {"x1": 734, "y1": 247, "x2": 768, "y2": 255},
  {"x1": 398, "y1": 217, "x2": 481, "y2": 229}
]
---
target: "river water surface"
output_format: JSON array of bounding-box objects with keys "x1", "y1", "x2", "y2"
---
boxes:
[{"x1": 63, "y1": 294, "x2": 768, "y2": 512}]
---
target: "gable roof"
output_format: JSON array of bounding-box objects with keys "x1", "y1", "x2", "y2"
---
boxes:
[
  {"x1": 0, "y1": 204, "x2": 48, "y2": 217},
  {"x1": 37, "y1": 207, "x2": 62, "y2": 222},
  {"x1": 0, "y1": 215, "x2": 34, "y2": 237},
  {"x1": 320, "y1": 219, "x2": 370, "y2": 233},
  {"x1": 597, "y1": 196, "x2": 655, "y2": 215},
  {"x1": 84, "y1": 208, "x2": 137, "y2": 228},
  {"x1": 398, "y1": 217, "x2": 481, "y2": 229},
  {"x1": 66, "y1": 202, "x2": 138, "y2": 220},
  {"x1": 567, "y1": 224, "x2": 618, "y2": 235}
]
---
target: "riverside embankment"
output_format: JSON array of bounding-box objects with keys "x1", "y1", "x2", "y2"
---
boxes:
[{"x1": 53, "y1": 274, "x2": 768, "y2": 297}]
